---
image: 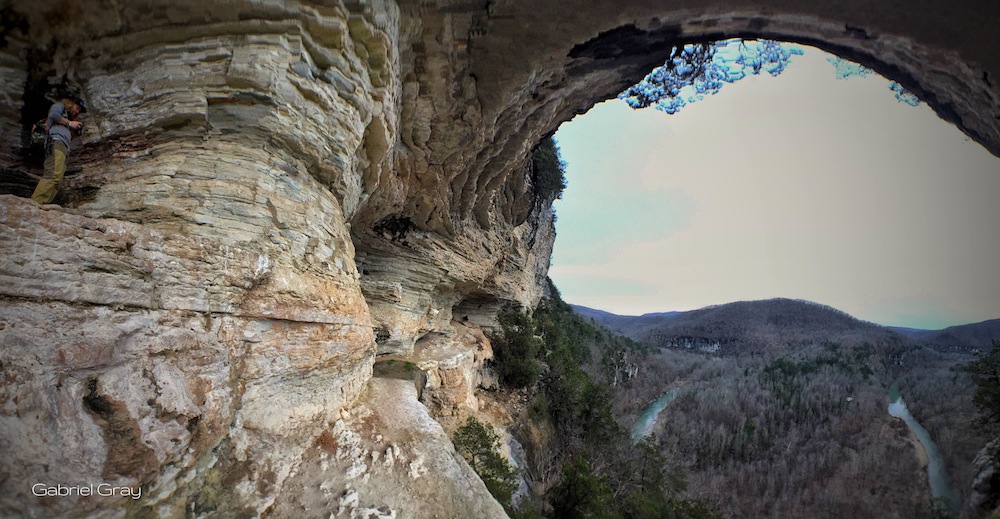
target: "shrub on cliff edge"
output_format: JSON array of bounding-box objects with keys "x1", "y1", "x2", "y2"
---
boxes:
[
  {"x1": 531, "y1": 136, "x2": 567, "y2": 202},
  {"x1": 453, "y1": 417, "x2": 519, "y2": 506}
]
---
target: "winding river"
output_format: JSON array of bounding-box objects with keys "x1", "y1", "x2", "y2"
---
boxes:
[
  {"x1": 887, "y1": 383, "x2": 958, "y2": 511},
  {"x1": 630, "y1": 389, "x2": 679, "y2": 443}
]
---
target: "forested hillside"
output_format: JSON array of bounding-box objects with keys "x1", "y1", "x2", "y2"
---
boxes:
[
  {"x1": 483, "y1": 283, "x2": 717, "y2": 518},
  {"x1": 574, "y1": 299, "x2": 908, "y2": 354},
  {"x1": 478, "y1": 294, "x2": 990, "y2": 517},
  {"x1": 891, "y1": 319, "x2": 1000, "y2": 354},
  {"x1": 572, "y1": 301, "x2": 989, "y2": 518}
]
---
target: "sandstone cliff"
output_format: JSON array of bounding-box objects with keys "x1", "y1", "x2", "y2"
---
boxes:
[{"x1": 0, "y1": 1, "x2": 997, "y2": 517}]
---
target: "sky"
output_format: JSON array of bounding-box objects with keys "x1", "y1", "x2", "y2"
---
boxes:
[{"x1": 549, "y1": 45, "x2": 1000, "y2": 330}]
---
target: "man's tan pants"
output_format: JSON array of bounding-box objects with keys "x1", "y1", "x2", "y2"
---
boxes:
[{"x1": 31, "y1": 141, "x2": 68, "y2": 205}]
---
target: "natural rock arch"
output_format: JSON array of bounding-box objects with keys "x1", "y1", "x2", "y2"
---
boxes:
[
  {"x1": 0, "y1": 1, "x2": 996, "y2": 517},
  {"x1": 1, "y1": 2, "x2": 996, "y2": 235},
  {"x1": 400, "y1": 2, "x2": 999, "y2": 235}
]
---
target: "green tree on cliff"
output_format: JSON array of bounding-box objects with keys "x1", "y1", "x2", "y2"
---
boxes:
[
  {"x1": 493, "y1": 310, "x2": 543, "y2": 388},
  {"x1": 531, "y1": 136, "x2": 567, "y2": 202},
  {"x1": 548, "y1": 456, "x2": 617, "y2": 519},
  {"x1": 966, "y1": 340, "x2": 1000, "y2": 441},
  {"x1": 453, "y1": 417, "x2": 520, "y2": 505}
]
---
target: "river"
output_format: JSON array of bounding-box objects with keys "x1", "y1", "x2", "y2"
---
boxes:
[
  {"x1": 630, "y1": 389, "x2": 679, "y2": 443},
  {"x1": 887, "y1": 383, "x2": 958, "y2": 511},
  {"x1": 631, "y1": 383, "x2": 957, "y2": 509}
]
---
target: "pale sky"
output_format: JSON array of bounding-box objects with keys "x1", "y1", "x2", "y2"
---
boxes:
[{"x1": 550, "y1": 46, "x2": 1000, "y2": 330}]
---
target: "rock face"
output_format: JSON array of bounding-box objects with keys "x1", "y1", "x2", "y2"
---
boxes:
[
  {"x1": 269, "y1": 377, "x2": 508, "y2": 519},
  {"x1": 0, "y1": 1, "x2": 997, "y2": 517},
  {"x1": 968, "y1": 441, "x2": 1000, "y2": 517}
]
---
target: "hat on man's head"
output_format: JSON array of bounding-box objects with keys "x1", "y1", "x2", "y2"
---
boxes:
[{"x1": 74, "y1": 97, "x2": 87, "y2": 113}]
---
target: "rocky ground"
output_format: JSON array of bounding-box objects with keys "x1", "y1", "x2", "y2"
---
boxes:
[{"x1": 267, "y1": 377, "x2": 507, "y2": 519}]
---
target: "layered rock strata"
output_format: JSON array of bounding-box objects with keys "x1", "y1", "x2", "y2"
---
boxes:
[
  {"x1": 0, "y1": 178, "x2": 374, "y2": 517},
  {"x1": 0, "y1": 3, "x2": 403, "y2": 517},
  {"x1": 0, "y1": 0, "x2": 997, "y2": 517},
  {"x1": 408, "y1": 321, "x2": 497, "y2": 419}
]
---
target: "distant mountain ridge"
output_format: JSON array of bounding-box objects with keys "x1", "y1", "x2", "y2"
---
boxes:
[
  {"x1": 573, "y1": 298, "x2": 902, "y2": 354},
  {"x1": 890, "y1": 319, "x2": 1000, "y2": 353}
]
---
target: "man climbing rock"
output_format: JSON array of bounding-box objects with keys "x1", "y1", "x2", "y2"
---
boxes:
[{"x1": 31, "y1": 97, "x2": 85, "y2": 205}]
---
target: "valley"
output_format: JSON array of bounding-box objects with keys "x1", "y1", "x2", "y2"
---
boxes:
[{"x1": 575, "y1": 299, "x2": 989, "y2": 518}]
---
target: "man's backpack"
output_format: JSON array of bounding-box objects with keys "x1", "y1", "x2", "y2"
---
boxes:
[{"x1": 30, "y1": 118, "x2": 48, "y2": 147}]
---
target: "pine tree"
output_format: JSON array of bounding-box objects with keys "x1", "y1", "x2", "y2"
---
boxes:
[
  {"x1": 966, "y1": 340, "x2": 1000, "y2": 440},
  {"x1": 453, "y1": 417, "x2": 519, "y2": 505}
]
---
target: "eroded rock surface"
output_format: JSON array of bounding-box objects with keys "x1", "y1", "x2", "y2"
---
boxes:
[
  {"x1": 268, "y1": 377, "x2": 507, "y2": 519},
  {"x1": 968, "y1": 441, "x2": 1000, "y2": 517},
  {"x1": 0, "y1": 0, "x2": 997, "y2": 517},
  {"x1": 0, "y1": 191, "x2": 374, "y2": 517}
]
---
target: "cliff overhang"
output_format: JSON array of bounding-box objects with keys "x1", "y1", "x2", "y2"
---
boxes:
[{"x1": 0, "y1": 1, "x2": 996, "y2": 516}]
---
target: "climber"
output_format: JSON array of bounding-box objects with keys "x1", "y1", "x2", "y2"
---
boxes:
[{"x1": 31, "y1": 97, "x2": 85, "y2": 205}]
